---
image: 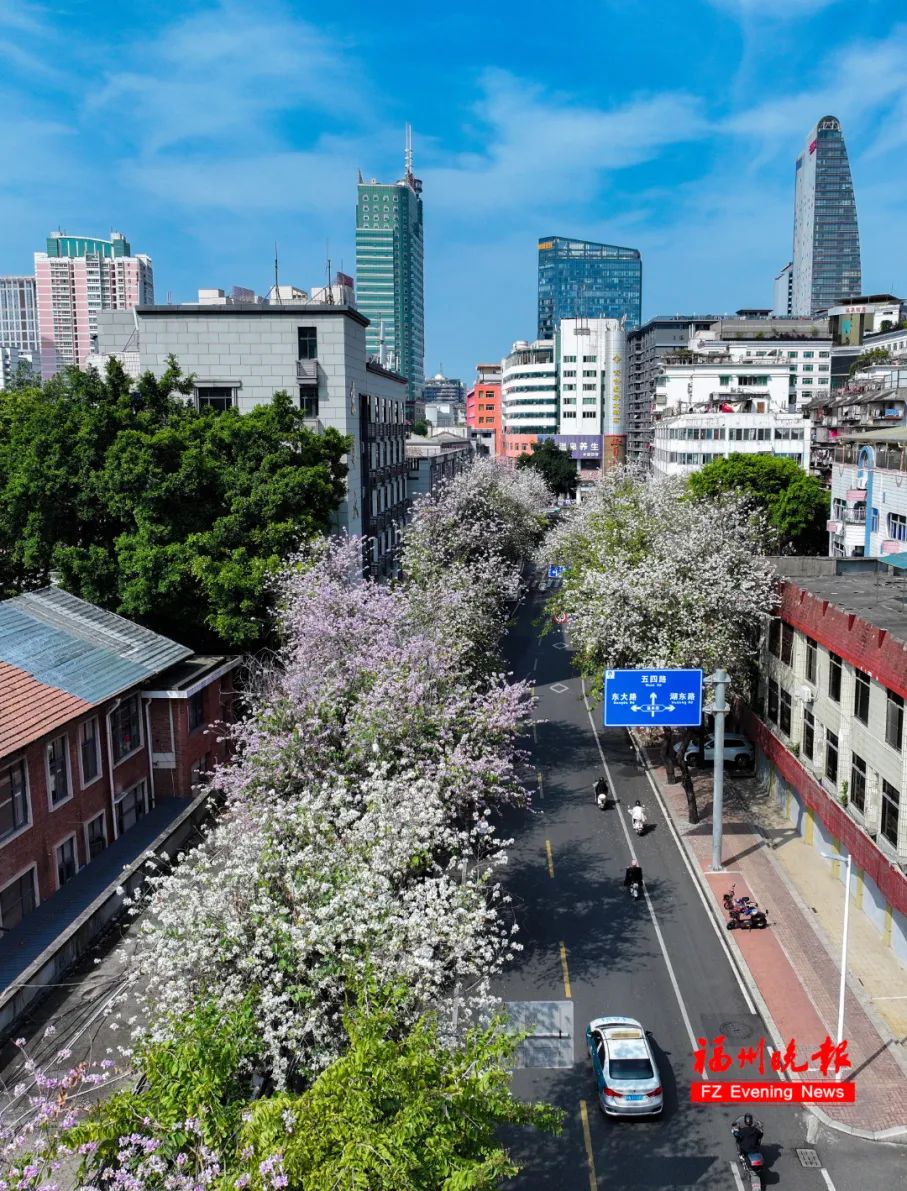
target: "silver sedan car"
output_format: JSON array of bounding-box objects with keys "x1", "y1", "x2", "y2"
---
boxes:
[{"x1": 585, "y1": 1016, "x2": 664, "y2": 1117}]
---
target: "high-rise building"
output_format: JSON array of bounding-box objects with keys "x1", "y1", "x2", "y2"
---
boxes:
[
  {"x1": 791, "y1": 116, "x2": 861, "y2": 316},
  {"x1": 773, "y1": 262, "x2": 793, "y2": 317},
  {"x1": 355, "y1": 129, "x2": 424, "y2": 419},
  {"x1": 0, "y1": 276, "x2": 39, "y2": 359},
  {"x1": 34, "y1": 231, "x2": 153, "y2": 379},
  {"x1": 422, "y1": 371, "x2": 465, "y2": 405},
  {"x1": 537, "y1": 237, "x2": 641, "y2": 340}
]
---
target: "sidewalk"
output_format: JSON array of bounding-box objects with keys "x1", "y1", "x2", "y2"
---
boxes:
[{"x1": 637, "y1": 743, "x2": 907, "y2": 1140}]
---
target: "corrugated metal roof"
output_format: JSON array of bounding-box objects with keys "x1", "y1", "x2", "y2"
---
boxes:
[
  {"x1": 0, "y1": 587, "x2": 192, "y2": 708},
  {"x1": 0, "y1": 661, "x2": 93, "y2": 756}
]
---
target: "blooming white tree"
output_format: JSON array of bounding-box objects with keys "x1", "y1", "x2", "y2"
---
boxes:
[{"x1": 543, "y1": 467, "x2": 777, "y2": 680}]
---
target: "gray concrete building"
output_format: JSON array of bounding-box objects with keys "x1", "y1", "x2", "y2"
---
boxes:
[
  {"x1": 626, "y1": 315, "x2": 721, "y2": 463},
  {"x1": 94, "y1": 304, "x2": 407, "y2": 577}
]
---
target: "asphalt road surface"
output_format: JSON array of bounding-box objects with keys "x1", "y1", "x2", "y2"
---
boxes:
[{"x1": 496, "y1": 582, "x2": 907, "y2": 1191}]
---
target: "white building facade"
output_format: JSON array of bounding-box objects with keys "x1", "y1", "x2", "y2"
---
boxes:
[
  {"x1": 500, "y1": 339, "x2": 557, "y2": 460},
  {"x1": 652, "y1": 411, "x2": 810, "y2": 478},
  {"x1": 828, "y1": 432, "x2": 907, "y2": 559},
  {"x1": 554, "y1": 318, "x2": 626, "y2": 469}
]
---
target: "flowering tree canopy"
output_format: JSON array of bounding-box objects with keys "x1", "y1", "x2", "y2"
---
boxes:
[{"x1": 542, "y1": 468, "x2": 777, "y2": 683}]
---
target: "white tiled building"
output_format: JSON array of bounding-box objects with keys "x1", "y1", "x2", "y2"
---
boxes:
[
  {"x1": 828, "y1": 430, "x2": 907, "y2": 559},
  {"x1": 652, "y1": 411, "x2": 810, "y2": 477}
]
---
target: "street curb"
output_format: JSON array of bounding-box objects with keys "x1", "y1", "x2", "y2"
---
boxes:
[{"x1": 627, "y1": 729, "x2": 907, "y2": 1146}]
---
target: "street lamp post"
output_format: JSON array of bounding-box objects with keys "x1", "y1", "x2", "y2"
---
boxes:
[
  {"x1": 709, "y1": 669, "x2": 729, "y2": 872},
  {"x1": 820, "y1": 850, "x2": 853, "y2": 1079}
]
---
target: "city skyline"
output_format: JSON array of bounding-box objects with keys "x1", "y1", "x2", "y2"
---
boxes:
[{"x1": 0, "y1": 0, "x2": 903, "y2": 380}]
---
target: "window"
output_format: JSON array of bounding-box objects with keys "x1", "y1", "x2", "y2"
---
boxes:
[
  {"x1": 803, "y1": 351, "x2": 814, "y2": 359},
  {"x1": 299, "y1": 386, "x2": 319, "y2": 417},
  {"x1": 188, "y1": 690, "x2": 206, "y2": 732},
  {"x1": 582, "y1": 383, "x2": 596, "y2": 391},
  {"x1": 768, "y1": 619, "x2": 781, "y2": 657},
  {"x1": 805, "y1": 636, "x2": 817, "y2": 683},
  {"x1": 297, "y1": 327, "x2": 317, "y2": 360},
  {"x1": 55, "y1": 835, "x2": 77, "y2": 888},
  {"x1": 79, "y1": 718, "x2": 100, "y2": 785},
  {"x1": 582, "y1": 369, "x2": 597, "y2": 378},
  {"x1": 111, "y1": 695, "x2": 142, "y2": 763},
  {"x1": 767, "y1": 678, "x2": 779, "y2": 724},
  {"x1": 854, "y1": 669, "x2": 870, "y2": 724},
  {"x1": 802, "y1": 364, "x2": 814, "y2": 372},
  {"x1": 825, "y1": 730, "x2": 839, "y2": 784},
  {"x1": 0, "y1": 868, "x2": 37, "y2": 930},
  {"x1": 190, "y1": 754, "x2": 211, "y2": 789},
  {"x1": 85, "y1": 813, "x2": 107, "y2": 859},
  {"x1": 115, "y1": 781, "x2": 148, "y2": 835},
  {"x1": 888, "y1": 512, "x2": 907, "y2": 542},
  {"x1": 0, "y1": 759, "x2": 29, "y2": 843},
  {"x1": 850, "y1": 754, "x2": 866, "y2": 814},
  {"x1": 802, "y1": 709, "x2": 815, "y2": 762},
  {"x1": 719, "y1": 375, "x2": 732, "y2": 386},
  {"x1": 886, "y1": 690, "x2": 904, "y2": 751},
  {"x1": 46, "y1": 735, "x2": 70, "y2": 806},
  {"x1": 563, "y1": 355, "x2": 576, "y2": 363},
  {"x1": 195, "y1": 386, "x2": 235, "y2": 412},
  {"x1": 881, "y1": 780, "x2": 900, "y2": 847},
  {"x1": 779, "y1": 687, "x2": 792, "y2": 735},
  {"x1": 828, "y1": 653, "x2": 842, "y2": 702},
  {"x1": 582, "y1": 355, "x2": 597, "y2": 363},
  {"x1": 780, "y1": 623, "x2": 794, "y2": 666}
]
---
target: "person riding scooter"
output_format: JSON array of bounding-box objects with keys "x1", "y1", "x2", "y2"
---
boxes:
[
  {"x1": 731, "y1": 1112, "x2": 764, "y2": 1157},
  {"x1": 623, "y1": 858, "x2": 643, "y2": 894},
  {"x1": 630, "y1": 800, "x2": 647, "y2": 834},
  {"x1": 594, "y1": 776, "x2": 609, "y2": 809}
]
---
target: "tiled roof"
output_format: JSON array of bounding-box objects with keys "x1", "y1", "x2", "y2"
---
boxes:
[
  {"x1": 0, "y1": 662, "x2": 92, "y2": 756},
  {"x1": 0, "y1": 588, "x2": 193, "y2": 756}
]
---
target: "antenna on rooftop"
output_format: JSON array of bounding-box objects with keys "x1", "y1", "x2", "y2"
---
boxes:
[
  {"x1": 325, "y1": 245, "x2": 334, "y2": 304},
  {"x1": 405, "y1": 123, "x2": 414, "y2": 181},
  {"x1": 273, "y1": 242, "x2": 282, "y2": 305}
]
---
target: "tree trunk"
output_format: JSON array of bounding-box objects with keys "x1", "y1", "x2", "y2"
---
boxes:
[
  {"x1": 680, "y1": 766, "x2": 699, "y2": 824},
  {"x1": 662, "y1": 727, "x2": 677, "y2": 782}
]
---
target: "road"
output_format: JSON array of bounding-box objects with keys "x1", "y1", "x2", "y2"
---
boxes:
[{"x1": 496, "y1": 581, "x2": 907, "y2": 1191}]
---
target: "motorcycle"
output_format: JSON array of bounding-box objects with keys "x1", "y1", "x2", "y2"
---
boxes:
[
  {"x1": 630, "y1": 806, "x2": 647, "y2": 835},
  {"x1": 727, "y1": 904, "x2": 768, "y2": 930},
  {"x1": 628, "y1": 879, "x2": 641, "y2": 900},
  {"x1": 722, "y1": 884, "x2": 757, "y2": 913},
  {"x1": 734, "y1": 1142, "x2": 766, "y2": 1190},
  {"x1": 594, "y1": 780, "x2": 610, "y2": 810}
]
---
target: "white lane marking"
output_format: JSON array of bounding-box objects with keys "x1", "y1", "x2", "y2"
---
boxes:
[
  {"x1": 624, "y1": 717, "x2": 757, "y2": 1015},
  {"x1": 729, "y1": 1161, "x2": 746, "y2": 1191},
  {"x1": 820, "y1": 1171, "x2": 838, "y2": 1191},
  {"x1": 582, "y1": 687, "x2": 700, "y2": 1059},
  {"x1": 533, "y1": 657, "x2": 538, "y2": 672}
]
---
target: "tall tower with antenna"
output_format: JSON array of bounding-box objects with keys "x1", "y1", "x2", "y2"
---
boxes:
[{"x1": 355, "y1": 125, "x2": 425, "y2": 420}]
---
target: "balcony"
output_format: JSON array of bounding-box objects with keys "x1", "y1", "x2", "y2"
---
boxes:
[
  {"x1": 842, "y1": 508, "x2": 866, "y2": 525},
  {"x1": 296, "y1": 359, "x2": 318, "y2": 381}
]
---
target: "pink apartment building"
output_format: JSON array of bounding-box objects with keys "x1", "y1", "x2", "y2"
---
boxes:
[{"x1": 34, "y1": 231, "x2": 153, "y2": 379}]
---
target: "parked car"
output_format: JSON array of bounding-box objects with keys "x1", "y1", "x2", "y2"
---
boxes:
[
  {"x1": 585, "y1": 1016, "x2": 663, "y2": 1117},
  {"x1": 674, "y1": 733, "x2": 755, "y2": 771}
]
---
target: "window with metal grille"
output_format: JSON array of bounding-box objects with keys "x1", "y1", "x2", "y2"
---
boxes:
[
  {"x1": 46, "y1": 736, "x2": 69, "y2": 806},
  {"x1": 850, "y1": 754, "x2": 866, "y2": 814},
  {"x1": 780, "y1": 687, "x2": 792, "y2": 735},
  {"x1": 0, "y1": 760, "x2": 29, "y2": 842},
  {"x1": 881, "y1": 780, "x2": 900, "y2": 847},
  {"x1": 56, "y1": 836, "x2": 77, "y2": 887},
  {"x1": 805, "y1": 636, "x2": 817, "y2": 683},
  {"x1": 828, "y1": 653, "x2": 842, "y2": 702},
  {"x1": 886, "y1": 690, "x2": 904, "y2": 752},
  {"x1": 825, "y1": 730, "x2": 839, "y2": 784},
  {"x1": 111, "y1": 695, "x2": 142, "y2": 763},
  {"x1": 802, "y1": 709, "x2": 815, "y2": 762}
]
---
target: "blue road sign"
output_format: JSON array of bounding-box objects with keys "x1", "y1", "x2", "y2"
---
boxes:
[
  {"x1": 548, "y1": 565, "x2": 566, "y2": 578},
  {"x1": 603, "y1": 668, "x2": 703, "y2": 728}
]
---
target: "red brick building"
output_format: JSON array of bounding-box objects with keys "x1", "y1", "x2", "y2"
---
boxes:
[{"x1": 0, "y1": 588, "x2": 238, "y2": 931}]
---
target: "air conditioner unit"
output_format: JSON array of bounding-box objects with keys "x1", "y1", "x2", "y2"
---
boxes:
[{"x1": 798, "y1": 685, "x2": 814, "y2": 703}]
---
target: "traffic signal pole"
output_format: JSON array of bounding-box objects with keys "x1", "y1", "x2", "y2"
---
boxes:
[{"x1": 709, "y1": 669, "x2": 729, "y2": 872}]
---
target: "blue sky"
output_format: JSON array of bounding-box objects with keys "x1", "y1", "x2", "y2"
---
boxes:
[{"x1": 1, "y1": 0, "x2": 903, "y2": 381}]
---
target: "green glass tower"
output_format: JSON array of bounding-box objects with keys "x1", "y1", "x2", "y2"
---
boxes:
[{"x1": 355, "y1": 129, "x2": 424, "y2": 418}]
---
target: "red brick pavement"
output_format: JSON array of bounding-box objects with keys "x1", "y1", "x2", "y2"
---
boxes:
[{"x1": 639, "y1": 746, "x2": 907, "y2": 1137}]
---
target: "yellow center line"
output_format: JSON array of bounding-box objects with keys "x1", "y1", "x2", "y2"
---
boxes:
[
  {"x1": 559, "y1": 941, "x2": 572, "y2": 999},
  {"x1": 545, "y1": 839, "x2": 555, "y2": 878},
  {"x1": 579, "y1": 1099, "x2": 597, "y2": 1190}
]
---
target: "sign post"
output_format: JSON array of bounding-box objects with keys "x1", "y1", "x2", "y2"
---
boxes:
[
  {"x1": 709, "y1": 669, "x2": 729, "y2": 872},
  {"x1": 603, "y1": 668, "x2": 703, "y2": 728}
]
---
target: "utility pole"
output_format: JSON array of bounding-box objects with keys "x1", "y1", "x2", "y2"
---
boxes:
[{"x1": 709, "y1": 669, "x2": 729, "y2": 871}]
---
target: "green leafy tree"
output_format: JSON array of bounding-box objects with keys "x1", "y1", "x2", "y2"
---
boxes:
[
  {"x1": 516, "y1": 438, "x2": 577, "y2": 497},
  {"x1": 686, "y1": 453, "x2": 829, "y2": 554},
  {"x1": 241, "y1": 983, "x2": 562, "y2": 1190},
  {"x1": 0, "y1": 360, "x2": 349, "y2": 648},
  {"x1": 412, "y1": 418, "x2": 430, "y2": 436},
  {"x1": 849, "y1": 346, "x2": 891, "y2": 376}
]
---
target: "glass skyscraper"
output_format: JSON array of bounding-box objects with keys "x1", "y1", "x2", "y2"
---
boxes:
[
  {"x1": 791, "y1": 115, "x2": 861, "y2": 316},
  {"x1": 355, "y1": 136, "x2": 424, "y2": 418},
  {"x1": 537, "y1": 237, "x2": 641, "y2": 340}
]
